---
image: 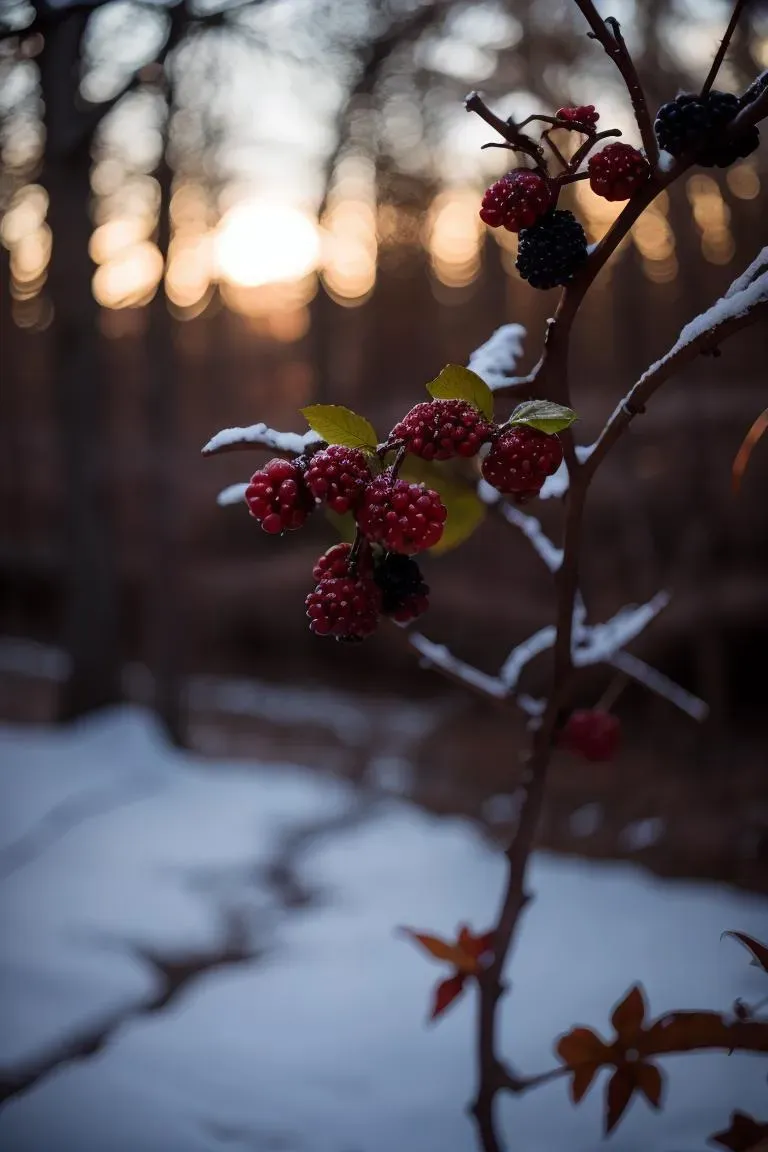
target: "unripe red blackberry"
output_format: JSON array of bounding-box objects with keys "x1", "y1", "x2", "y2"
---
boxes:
[
  {"x1": 655, "y1": 91, "x2": 759, "y2": 168},
  {"x1": 312, "y1": 541, "x2": 372, "y2": 582},
  {"x1": 588, "y1": 143, "x2": 650, "y2": 201},
  {"x1": 479, "y1": 170, "x2": 553, "y2": 232},
  {"x1": 305, "y1": 574, "x2": 382, "y2": 641},
  {"x1": 556, "y1": 104, "x2": 599, "y2": 129},
  {"x1": 357, "y1": 471, "x2": 447, "y2": 555},
  {"x1": 245, "y1": 458, "x2": 313, "y2": 534},
  {"x1": 390, "y1": 399, "x2": 493, "y2": 461},
  {"x1": 516, "y1": 210, "x2": 588, "y2": 290},
  {"x1": 560, "y1": 710, "x2": 620, "y2": 762},
  {"x1": 481, "y1": 425, "x2": 563, "y2": 495},
  {"x1": 304, "y1": 445, "x2": 371, "y2": 513},
  {"x1": 374, "y1": 553, "x2": 430, "y2": 623}
]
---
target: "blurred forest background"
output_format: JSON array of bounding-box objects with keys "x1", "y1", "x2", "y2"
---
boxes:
[{"x1": 1, "y1": 0, "x2": 768, "y2": 892}]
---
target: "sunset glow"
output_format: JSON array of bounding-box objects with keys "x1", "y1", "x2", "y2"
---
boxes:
[{"x1": 215, "y1": 201, "x2": 320, "y2": 288}]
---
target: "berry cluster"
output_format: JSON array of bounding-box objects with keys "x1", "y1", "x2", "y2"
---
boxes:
[
  {"x1": 654, "y1": 90, "x2": 760, "y2": 168},
  {"x1": 243, "y1": 395, "x2": 565, "y2": 641}
]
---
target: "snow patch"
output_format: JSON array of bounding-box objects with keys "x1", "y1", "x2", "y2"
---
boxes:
[
  {"x1": 202, "y1": 423, "x2": 321, "y2": 457},
  {"x1": 468, "y1": 324, "x2": 527, "y2": 390}
]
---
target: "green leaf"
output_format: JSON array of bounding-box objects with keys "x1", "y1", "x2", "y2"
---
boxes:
[
  {"x1": 400, "y1": 458, "x2": 486, "y2": 555},
  {"x1": 426, "y1": 365, "x2": 494, "y2": 421},
  {"x1": 324, "y1": 508, "x2": 357, "y2": 543},
  {"x1": 509, "y1": 400, "x2": 578, "y2": 435},
  {"x1": 300, "y1": 404, "x2": 378, "y2": 453}
]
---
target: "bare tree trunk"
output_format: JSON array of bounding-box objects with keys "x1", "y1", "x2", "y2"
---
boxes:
[
  {"x1": 38, "y1": 11, "x2": 121, "y2": 720},
  {"x1": 144, "y1": 150, "x2": 185, "y2": 746}
]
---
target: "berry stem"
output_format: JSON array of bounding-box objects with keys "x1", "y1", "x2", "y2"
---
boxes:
[
  {"x1": 541, "y1": 129, "x2": 569, "y2": 170},
  {"x1": 567, "y1": 126, "x2": 622, "y2": 173},
  {"x1": 595, "y1": 671, "x2": 628, "y2": 713},
  {"x1": 701, "y1": 0, "x2": 747, "y2": 97}
]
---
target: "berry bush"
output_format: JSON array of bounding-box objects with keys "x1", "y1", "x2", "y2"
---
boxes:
[{"x1": 206, "y1": 3, "x2": 768, "y2": 1149}]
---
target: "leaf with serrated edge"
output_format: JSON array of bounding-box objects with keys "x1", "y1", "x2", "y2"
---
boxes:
[
  {"x1": 605, "y1": 1066, "x2": 634, "y2": 1135},
  {"x1": 427, "y1": 364, "x2": 494, "y2": 420},
  {"x1": 509, "y1": 400, "x2": 578, "y2": 435},
  {"x1": 722, "y1": 931, "x2": 768, "y2": 974},
  {"x1": 301, "y1": 405, "x2": 378, "y2": 452}
]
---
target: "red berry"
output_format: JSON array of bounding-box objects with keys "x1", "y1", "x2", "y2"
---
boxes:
[
  {"x1": 561, "y1": 710, "x2": 620, "y2": 762},
  {"x1": 588, "y1": 142, "x2": 650, "y2": 201},
  {"x1": 245, "y1": 458, "x2": 313, "y2": 534},
  {"x1": 479, "y1": 170, "x2": 553, "y2": 232},
  {"x1": 304, "y1": 445, "x2": 371, "y2": 513},
  {"x1": 357, "y1": 472, "x2": 447, "y2": 555},
  {"x1": 305, "y1": 574, "x2": 382, "y2": 640},
  {"x1": 390, "y1": 399, "x2": 493, "y2": 461},
  {"x1": 556, "y1": 104, "x2": 599, "y2": 129},
  {"x1": 481, "y1": 426, "x2": 563, "y2": 495},
  {"x1": 312, "y1": 541, "x2": 372, "y2": 581}
]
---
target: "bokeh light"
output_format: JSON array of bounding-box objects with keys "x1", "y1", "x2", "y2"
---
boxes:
[
  {"x1": 426, "y1": 190, "x2": 482, "y2": 288},
  {"x1": 686, "y1": 174, "x2": 735, "y2": 266},
  {"x1": 215, "y1": 201, "x2": 320, "y2": 289}
]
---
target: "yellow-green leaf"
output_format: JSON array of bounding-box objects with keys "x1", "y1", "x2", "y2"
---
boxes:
[
  {"x1": 324, "y1": 508, "x2": 356, "y2": 543},
  {"x1": 426, "y1": 364, "x2": 494, "y2": 421},
  {"x1": 300, "y1": 405, "x2": 378, "y2": 453},
  {"x1": 400, "y1": 457, "x2": 486, "y2": 555},
  {"x1": 509, "y1": 400, "x2": 578, "y2": 435}
]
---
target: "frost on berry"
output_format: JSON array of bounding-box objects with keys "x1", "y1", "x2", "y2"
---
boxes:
[
  {"x1": 390, "y1": 399, "x2": 493, "y2": 461},
  {"x1": 560, "y1": 710, "x2": 620, "y2": 762},
  {"x1": 305, "y1": 574, "x2": 382, "y2": 641},
  {"x1": 374, "y1": 552, "x2": 430, "y2": 623},
  {"x1": 588, "y1": 143, "x2": 650, "y2": 202},
  {"x1": 516, "y1": 210, "x2": 588, "y2": 291},
  {"x1": 481, "y1": 425, "x2": 563, "y2": 495},
  {"x1": 479, "y1": 170, "x2": 553, "y2": 232},
  {"x1": 357, "y1": 471, "x2": 447, "y2": 555},
  {"x1": 556, "y1": 104, "x2": 599, "y2": 129},
  {"x1": 312, "y1": 540, "x2": 372, "y2": 582},
  {"x1": 304, "y1": 444, "x2": 371, "y2": 513},
  {"x1": 245, "y1": 457, "x2": 314, "y2": 534}
]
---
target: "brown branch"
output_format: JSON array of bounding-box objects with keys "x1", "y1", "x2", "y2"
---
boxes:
[
  {"x1": 465, "y1": 92, "x2": 548, "y2": 171},
  {"x1": 572, "y1": 2, "x2": 658, "y2": 165},
  {"x1": 701, "y1": 0, "x2": 747, "y2": 96}
]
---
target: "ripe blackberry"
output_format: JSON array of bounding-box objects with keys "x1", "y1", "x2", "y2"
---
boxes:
[
  {"x1": 588, "y1": 143, "x2": 650, "y2": 201},
  {"x1": 374, "y1": 553, "x2": 430, "y2": 623},
  {"x1": 556, "y1": 104, "x2": 599, "y2": 129},
  {"x1": 479, "y1": 170, "x2": 553, "y2": 232},
  {"x1": 654, "y1": 91, "x2": 759, "y2": 167},
  {"x1": 357, "y1": 471, "x2": 447, "y2": 555},
  {"x1": 516, "y1": 210, "x2": 588, "y2": 290},
  {"x1": 304, "y1": 445, "x2": 371, "y2": 513},
  {"x1": 481, "y1": 425, "x2": 563, "y2": 495},
  {"x1": 245, "y1": 458, "x2": 313, "y2": 534},
  {"x1": 390, "y1": 399, "x2": 493, "y2": 461},
  {"x1": 560, "y1": 710, "x2": 620, "y2": 762},
  {"x1": 305, "y1": 574, "x2": 382, "y2": 641},
  {"x1": 312, "y1": 541, "x2": 372, "y2": 582}
]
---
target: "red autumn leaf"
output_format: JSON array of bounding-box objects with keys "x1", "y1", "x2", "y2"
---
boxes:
[
  {"x1": 611, "y1": 984, "x2": 647, "y2": 1040},
  {"x1": 556, "y1": 1026, "x2": 610, "y2": 1068},
  {"x1": 430, "y1": 973, "x2": 465, "y2": 1020},
  {"x1": 722, "y1": 932, "x2": 768, "y2": 975},
  {"x1": 458, "y1": 925, "x2": 495, "y2": 962},
  {"x1": 605, "y1": 1065, "x2": 634, "y2": 1134},
  {"x1": 401, "y1": 925, "x2": 493, "y2": 975},
  {"x1": 400, "y1": 929, "x2": 471, "y2": 970},
  {"x1": 709, "y1": 1111, "x2": 768, "y2": 1152},
  {"x1": 635, "y1": 1061, "x2": 664, "y2": 1108},
  {"x1": 570, "y1": 1061, "x2": 600, "y2": 1104}
]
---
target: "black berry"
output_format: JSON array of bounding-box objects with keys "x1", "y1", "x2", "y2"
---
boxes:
[
  {"x1": 373, "y1": 553, "x2": 430, "y2": 623},
  {"x1": 516, "y1": 210, "x2": 588, "y2": 290}
]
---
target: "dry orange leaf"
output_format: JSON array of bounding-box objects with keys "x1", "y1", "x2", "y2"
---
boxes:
[
  {"x1": 732, "y1": 409, "x2": 768, "y2": 495},
  {"x1": 400, "y1": 923, "x2": 495, "y2": 1023},
  {"x1": 431, "y1": 974, "x2": 466, "y2": 1020}
]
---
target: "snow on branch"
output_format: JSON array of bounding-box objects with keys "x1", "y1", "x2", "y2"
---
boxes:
[
  {"x1": 217, "y1": 483, "x2": 248, "y2": 507},
  {"x1": 477, "y1": 480, "x2": 563, "y2": 571},
  {"x1": 500, "y1": 626, "x2": 556, "y2": 690},
  {"x1": 202, "y1": 423, "x2": 322, "y2": 458},
  {"x1": 468, "y1": 324, "x2": 527, "y2": 391},
  {"x1": 609, "y1": 650, "x2": 708, "y2": 722},
  {"x1": 572, "y1": 591, "x2": 670, "y2": 667},
  {"x1": 724, "y1": 245, "x2": 768, "y2": 299},
  {"x1": 408, "y1": 633, "x2": 507, "y2": 699}
]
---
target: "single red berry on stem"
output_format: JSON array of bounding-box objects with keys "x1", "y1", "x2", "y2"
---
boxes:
[
  {"x1": 357, "y1": 472, "x2": 447, "y2": 554},
  {"x1": 304, "y1": 445, "x2": 371, "y2": 513},
  {"x1": 390, "y1": 399, "x2": 493, "y2": 461},
  {"x1": 481, "y1": 425, "x2": 563, "y2": 495},
  {"x1": 556, "y1": 104, "x2": 599, "y2": 129},
  {"x1": 479, "y1": 170, "x2": 553, "y2": 232},
  {"x1": 312, "y1": 541, "x2": 372, "y2": 582},
  {"x1": 561, "y1": 710, "x2": 621, "y2": 762},
  {"x1": 245, "y1": 458, "x2": 313, "y2": 534},
  {"x1": 305, "y1": 574, "x2": 382, "y2": 641},
  {"x1": 588, "y1": 143, "x2": 650, "y2": 201}
]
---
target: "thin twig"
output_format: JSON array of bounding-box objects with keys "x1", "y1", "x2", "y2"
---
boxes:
[
  {"x1": 465, "y1": 92, "x2": 547, "y2": 170},
  {"x1": 701, "y1": 0, "x2": 747, "y2": 96}
]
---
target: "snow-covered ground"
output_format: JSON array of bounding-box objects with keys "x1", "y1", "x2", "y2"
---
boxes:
[{"x1": 0, "y1": 708, "x2": 765, "y2": 1152}]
